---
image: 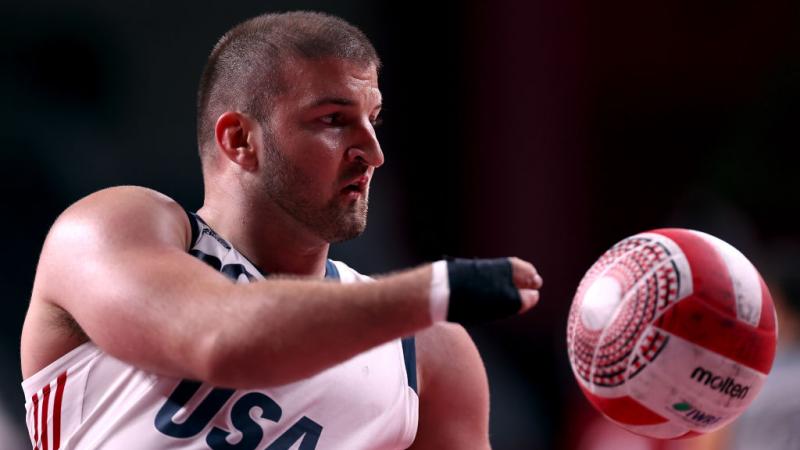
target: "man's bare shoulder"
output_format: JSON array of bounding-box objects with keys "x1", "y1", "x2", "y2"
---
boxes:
[
  {"x1": 416, "y1": 323, "x2": 488, "y2": 393},
  {"x1": 34, "y1": 185, "x2": 191, "y2": 303},
  {"x1": 416, "y1": 323, "x2": 478, "y2": 367},
  {"x1": 412, "y1": 323, "x2": 491, "y2": 449},
  {"x1": 44, "y1": 186, "x2": 190, "y2": 251},
  {"x1": 22, "y1": 186, "x2": 192, "y2": 377}
]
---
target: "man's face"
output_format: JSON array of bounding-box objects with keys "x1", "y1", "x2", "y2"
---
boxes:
[{"x1": 258, "y1": 57, "x2": 383, "y2": 243}]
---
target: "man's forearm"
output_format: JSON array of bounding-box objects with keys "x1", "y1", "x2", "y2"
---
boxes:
[{"x1": 201, "y1": 264, "x2": 433, "y2": 388}]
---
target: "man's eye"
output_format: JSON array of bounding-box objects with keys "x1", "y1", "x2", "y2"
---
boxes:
[
  {"x1": 370, "y1": 116, "x2": 383, "y2": 127},
  {"x1": 321, "y1": 113, "x2": 343, "y2": 125}
]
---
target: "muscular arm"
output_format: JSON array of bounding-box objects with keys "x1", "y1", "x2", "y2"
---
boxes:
[
  {"x1": 23, "y1": 186, "x2": 434, "y2": 388},
  {"x1": 410, "y1": 323, "x2": 492, "y2": 450}
]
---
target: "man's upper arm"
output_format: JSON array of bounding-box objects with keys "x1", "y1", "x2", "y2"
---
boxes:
[
  {"x1": 33, "y1": 186, "x2": 231, "y2": 380},
  {"x1": 412, "y1": 323, "x2": 492, "y2": 450}
]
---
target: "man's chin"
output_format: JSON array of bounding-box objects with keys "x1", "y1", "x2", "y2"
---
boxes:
[{"x1": 328, "y1": 219, "x2": 367, "y2": 244}]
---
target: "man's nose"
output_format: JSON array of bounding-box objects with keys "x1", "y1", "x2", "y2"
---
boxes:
[{"x1": 346, "y1": 120, "x2": 384, "y2": 168}]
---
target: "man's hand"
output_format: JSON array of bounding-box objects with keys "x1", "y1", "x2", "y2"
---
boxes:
[
  {"x1": 509, "y1": 256, "x2": 543, "y2": 313},
  {"x1": 429, "y1": 256, "x2": 543, "y2": 326}
]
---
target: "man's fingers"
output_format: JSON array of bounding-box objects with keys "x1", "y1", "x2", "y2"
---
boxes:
[
  {"x1": 518, "y1": 289, "x2": 539, "y2": 313},
  {"x1": 508, "y1": 256, "x2": 542, "y2": 314},
  {"x1": 509, "y1": 257, "x2": 543, "y2": 290}
]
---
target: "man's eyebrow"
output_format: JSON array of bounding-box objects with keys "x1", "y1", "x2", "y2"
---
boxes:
[
  {"x1": 310, "y1": 97, "x2": 356, "y2": 107},
  {"x1": 309, "y1": 97, "x2": 383, "y2": 110}
]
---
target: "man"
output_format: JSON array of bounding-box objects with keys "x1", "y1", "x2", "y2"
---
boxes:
[{"x1": 20, "y1": 11, "x2": 542, "y2": 449}]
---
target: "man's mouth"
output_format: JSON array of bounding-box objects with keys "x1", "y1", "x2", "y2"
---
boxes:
[{"x1": 341, "y1": 176, "x2": 369, "y2": 196}]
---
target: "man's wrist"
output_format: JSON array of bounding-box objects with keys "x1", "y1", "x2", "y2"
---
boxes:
[
  {"x1": 428, "y1": 258, "x2": 523, "y2": 326},
  {"x1": 429, "y1": 260, "x2": 450, "y2": 323}
]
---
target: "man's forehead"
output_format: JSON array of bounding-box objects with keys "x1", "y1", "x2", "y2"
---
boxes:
[{"x1": 280, "y1": 57, "x2": 381, "y2": 107}]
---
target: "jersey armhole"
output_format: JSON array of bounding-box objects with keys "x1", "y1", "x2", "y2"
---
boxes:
[{"x1": 401, "y1": 336, "x2": 418, "y2": 394}]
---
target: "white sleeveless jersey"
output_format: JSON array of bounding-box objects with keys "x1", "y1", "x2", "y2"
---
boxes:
[{"x1": 22, "y1": 212, "x2": 419, "y2": 450}]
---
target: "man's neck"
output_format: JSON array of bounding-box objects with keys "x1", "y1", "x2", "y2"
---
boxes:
[{"x1": 196, "y1": 200, "x2": 330, "y2": 279}]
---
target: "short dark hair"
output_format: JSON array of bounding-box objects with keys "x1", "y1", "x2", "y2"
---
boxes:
[{"x1": 196, "y1": 11, "x2": 380, "y2": 159}]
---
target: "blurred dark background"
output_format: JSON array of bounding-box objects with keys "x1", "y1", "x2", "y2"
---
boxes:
[{"x1": 1, "y1": 1, "x2": 798, "y2": 449}]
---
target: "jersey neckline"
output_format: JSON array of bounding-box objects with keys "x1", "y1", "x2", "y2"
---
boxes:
[{"x1": 186, "y1": 210, "x2": 340, "y2": 281}]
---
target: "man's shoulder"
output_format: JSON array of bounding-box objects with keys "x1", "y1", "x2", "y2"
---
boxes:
[
  {"x1": 329, "y1": 260, "x2": 374, "y2": 283},
  {"x1": 409, "y1": 323, "x2": 491, "y2": 447},
  {"x1": 416, "y1": 323, "x2": 480, "y2": 369},
  {"x1": 59, "y1": 185, "x2": 183, "y2": 223},
  {"x1": 415, "y1": 322, "x2": 487, "y2": 395},
  {"x1": 24, "y1": 186, "x2": 193, "y2": 377},
  {"x1": 34, "y1": 185, "x2": 192, "y2": 299},
  {"x1": 45, "y1": 185, "x2": 190, "y2": 251},
  {"x1": 415, "y1": 322, "x2": 489, "y2": 402}
]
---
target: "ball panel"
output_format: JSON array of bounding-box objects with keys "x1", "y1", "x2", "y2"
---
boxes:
[
  {"x1": 613, "y1": 420, "x2": 689, "y2": 440},
  {"x1": 655, "y1": 295, "x2": 776, "y2": 374},
  {"x1": 567, "y1": 232, "x2": 691, "y2": 390},
  {"x1": 758, "y1": 274, "x2": 777, "y2": 332},
  {"x1": 679, "y1": 430, "x2": 704, "y2": 439},
  {"x1": 580, "y1": 276, "x2": 624, "y2": 331},
  {"x1": 652, "y1": 229, "x2": 737, "y2": 319},
  {"x1": 627, "y1": 329, "x2": 766, "y2": 434},
  {"x1": 578, "y1": 384, "x2": 668, "y2": 426},
  {"x1": 634, "y1": 232, "x2": 695, "y2": 302},
  {"x1": 691, "y1": 230, "x2": 763, "y2": 327}
]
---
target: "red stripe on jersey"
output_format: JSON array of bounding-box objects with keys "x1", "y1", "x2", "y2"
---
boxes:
[
  {"x1": 653, "y1": 229, "x2": 737, "y2": 317},
  {"x1": 53, "y1": 372, "x2": 67, "y2": 450},
  {"x1": 578, "y1": 383, "x2": 668, "y2": 425},
  {"x1": 41, "y1": 383, "x2": 51, "y2": 450},
  {"x1": 32, "y1": 393, "x2": 39, "y2": 448},
  {"x1": 655, "y1": 296, "x2": 777, "y2": 373}
]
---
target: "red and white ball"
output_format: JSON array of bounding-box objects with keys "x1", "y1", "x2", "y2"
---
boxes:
[{"x1": 566, "y1": 229, "x2": 777, "y2": 439}]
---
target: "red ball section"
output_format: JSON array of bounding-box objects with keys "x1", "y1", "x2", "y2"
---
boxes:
[
  {"x1": 578, "y1": 385, "x2": 668, "y2": 426},
  {"x1": 653, "y1": 229, "x2": 777, "y2": 374}
]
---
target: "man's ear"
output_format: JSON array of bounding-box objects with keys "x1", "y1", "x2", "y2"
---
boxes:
[{"x1": 214, "y1": 111, "x2": 260, "y2": 171}]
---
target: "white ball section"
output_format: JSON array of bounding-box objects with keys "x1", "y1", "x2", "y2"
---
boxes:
[{"x1": 580, "y1": 276, "x2": 624, "y2": 331}]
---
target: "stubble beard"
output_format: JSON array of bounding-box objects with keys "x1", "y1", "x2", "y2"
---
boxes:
[{"x1": 262, "y1": 137, "x2": 369, "y2": 244}]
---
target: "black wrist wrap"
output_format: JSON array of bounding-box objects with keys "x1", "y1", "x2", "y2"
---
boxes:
[{"x1": 446, "y1": 258, "x2": 522, "y2": 326}]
